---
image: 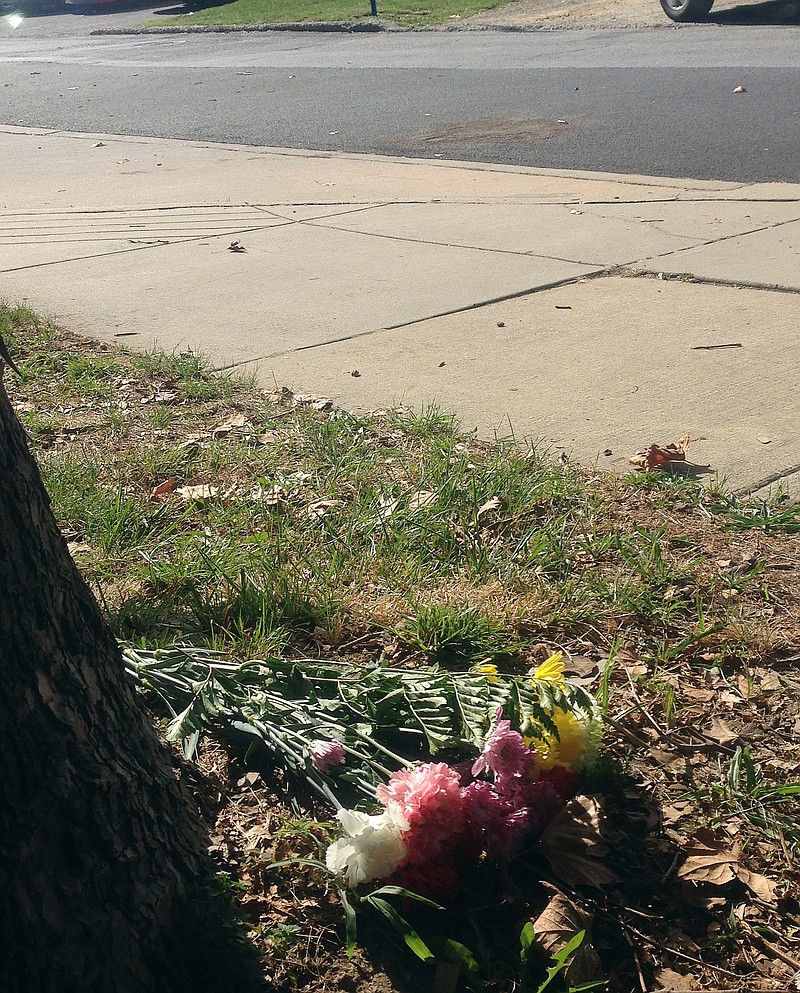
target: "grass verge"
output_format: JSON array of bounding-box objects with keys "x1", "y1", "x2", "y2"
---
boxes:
[
  {"x1": 4, "y1": 302, "x2": 800, "y2": 993},
  {"x1": 146, "y1": 0, "x2": 508, "y2": 29}
]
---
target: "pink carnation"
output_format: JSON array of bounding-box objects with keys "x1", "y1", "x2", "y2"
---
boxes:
[
  {"x1": 311, "y1": 740, "x2": 346, "y2": 774},
  {"x1": 472, "y1": 708, "x2": 537, "y2": 787},
  {"x1": 377, "y1": 762, "x2": 466, "y2": 865},
  {"x1": 462, "y1": 777, "x2": 566, "y2": 859}
]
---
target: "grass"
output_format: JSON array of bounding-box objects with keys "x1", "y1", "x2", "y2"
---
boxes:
[
  {"x1": 4, "y1": 303, "x2": 800, "y2": 993},
  {"x1": 147, "y1": 0, "x2": 509, "y2": 29}
]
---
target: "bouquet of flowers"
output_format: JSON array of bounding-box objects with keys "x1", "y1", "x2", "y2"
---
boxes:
[{"x1": 324, "y1": 654, "x2": 602, "y2": 902}]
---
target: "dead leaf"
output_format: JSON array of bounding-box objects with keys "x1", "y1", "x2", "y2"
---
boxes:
[
  {"x1": 532, "y1": 892, "x2": 603, "y2": 987},
  {"x1": 683, "y1": 686, "x2": 716, "y2": 702},
  {"x1": 307, "y1": 499, "x2": 342, "y2": 519},
  {"x1": 677, "y1": 828, "x2": 776, "y2": 901},
  {"x1": 704, "y1": 718, "x2": 739, "y2": 744},
  {"x1": 629, "y1": 437, "x2": 689, "y2": 471},
  {"x1": 738, "y1": 867, "x2": 777, "y2": 903},
  {"x1": 677, "y1": 829, "x2": 739, "y2": 886},
  {"x1": 150, "y1": 477, "x2": 177, "y2": 499},
  {"x1": 176, "y1": 484, "x2": 219, "y2": 503},
  {"x1": 211, "y1": 414, "x2": 249, "y2": 438},
  {"x1": 92, "y1": 140, "x2": 106, "y2": 147},
  {"x1": 562, "y1": 655, "x2": 599, "y2": 685},
  {"x1": 228, "y1": 240, "x2": 247, "y2": 253},
  {"x1": 248, "y1": 484, "x2": 286, "y2": 506},
  {"x1": 538, "y1": 796, "x2": 620, "y2": 889},
  {"x1": 250, "y1": 432, "x2": 277, "y2": 446},
  {"x1": 476, "y1": 496, "x2": 507, "y2": 522},
  {"x1": 408, "y1": 489, "x2": 437, "y2": 511},
  {"x1": 653, "y1": 966, "x2": 699, "y2": 990},
  {"x1": 733, "y1": 85, "x2": 747, "y2": 93},
  {"x1": 376, "y1": 496, "x2": 400, "y2": 521},
  {"x1": 67, "y1": 541, "x2": 92, "y2": 556},
  {"x1": 757, "y1": 436, "x2": 772, "y2": 445},
  {"x1": 751, "y1": 667, "x2": 782, "y2": 692},
  {"x1": 293, "y1": 394, "x2": 333, "y2": 412}
]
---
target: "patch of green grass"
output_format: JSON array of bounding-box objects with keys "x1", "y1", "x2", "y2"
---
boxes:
[
  {"x1": 6, "y1": 309, "x2": 795, "y2": 676},
  {"x1": 399, "y1": 603, "x2": 519, "y2": 667},
  {"x1": 147, "y1": 0, "x2": 508, "y2": 29}
]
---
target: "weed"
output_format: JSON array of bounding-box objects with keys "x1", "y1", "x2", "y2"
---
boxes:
[{"x1": 399, "y1": 603, "x2": 520, "y2": 667}]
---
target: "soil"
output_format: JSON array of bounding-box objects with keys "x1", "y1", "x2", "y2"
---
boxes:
[{"x1": 464, "y1": 0, "x2": 797, "y2": 29}]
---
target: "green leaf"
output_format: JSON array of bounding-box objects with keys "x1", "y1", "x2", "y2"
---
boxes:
[
  {"x1": 440, "y1": 938, "x2": 483, "y2": 993},
  {"x1": 369, "y1": 884, "x2": 444, "y2": 910},
  {"x1": 519, "y1": 921, "x2": 536, "y2": 961},
  {"x1": 539, "y1": 930, "x2": 587, "y2": 993},
  {"x1": 337, "y1": 885, "x2": 358, "y2": 958},
  {"x1": 366, "y1": 896, "x2": 436, "y2": 963}
]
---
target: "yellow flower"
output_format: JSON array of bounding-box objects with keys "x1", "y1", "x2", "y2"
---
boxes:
[
  {"x1": 473, "y1": 662, "x2": 499, "y2": 684},
  {"x1": 530, "y1": 710, "x2": 590, "y2": 774},
  {"x1": 532, "y1": 651, "x2": 565, "y2": 687}
]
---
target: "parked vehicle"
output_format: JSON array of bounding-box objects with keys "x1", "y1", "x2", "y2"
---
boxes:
[{"x1": 660, "y1": 0, "x2": 714, "y2": 19}]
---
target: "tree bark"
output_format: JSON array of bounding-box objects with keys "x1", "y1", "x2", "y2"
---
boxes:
[{"x1": 0, "y1": 374, "x2": 262, "y2": 993}]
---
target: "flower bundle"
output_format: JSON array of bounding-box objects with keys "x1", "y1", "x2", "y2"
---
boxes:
[{"x1": 326, "y1": 655, "x2": 602, "y2": 901}]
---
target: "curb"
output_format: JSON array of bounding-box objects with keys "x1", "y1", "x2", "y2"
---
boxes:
[{"x1": 91, "y1": 19, "x2": 389, "y2": 34}]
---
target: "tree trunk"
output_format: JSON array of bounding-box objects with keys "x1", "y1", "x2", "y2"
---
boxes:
[{"x1": 0, "y1": 374, "x2": 262, "y2": 993}]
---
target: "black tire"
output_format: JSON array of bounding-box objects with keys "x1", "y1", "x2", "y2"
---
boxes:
[{"x1": 660, "y1": 0, "x2": 713, "y2": 20}]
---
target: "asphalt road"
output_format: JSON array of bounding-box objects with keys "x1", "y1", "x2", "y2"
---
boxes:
[{"x1": 1, "y1": 14, "x2": 799, "y2": 181}]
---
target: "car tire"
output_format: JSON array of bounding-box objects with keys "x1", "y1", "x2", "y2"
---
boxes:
[{"x1": 660, "y1": 0, "x2": 713, "y2": 20}]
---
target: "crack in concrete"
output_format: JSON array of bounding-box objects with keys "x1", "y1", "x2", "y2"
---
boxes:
[
  {"x1": 0, "y1": 222, "x2": 295, "y2": 273},
  {"x1": 735, "y1": 463, "x2": 800, "y2": 497},
  {"x1": 221, "y1": 268, "x2": 607, "y2": 367},
  {"x1": 634, "y1": 214, "x2": 800, "y2": 263}
]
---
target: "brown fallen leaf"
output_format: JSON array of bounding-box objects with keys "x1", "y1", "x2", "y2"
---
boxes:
[
  {"x1": 737, "y1": 867, "x2": 777, "y2": 903},
  {"x1": 757, "y1": 436, "x2": 772, "y2": 445},
  {"x1": 293, "y1": 394, "x2": 333, "y2": 412},
  {"x1": 211, "y1": 414, "x2": 249, "y2": 438},
  {"x1": 408, "y1": 489, "x2": 437, "y2": 511},
  {"x1": 150, "y1": 477, "x2": 177, "y2": 499},
  {"x1": 248, "y1": 484, "x2": 286, "y2": 506},
  {"x1": 704, "y1": 717, "x2": 739, "y2": 744},
  {"x1": 677, "y1": 828, "x2": 738, "y2": 886},
  {"x1": 652, "y1": 966, "x2": 699, "y2": 990},
  {"x1": 250, "y1": 432, "x2": 278, "y2": 446},
  {"x1": 476, "y1": 496, "x2": 507, "y2": 522},
  {"x1": 562, "y1": 655, "x2": 598, "y2": 685},
  {"x1": 67, "y1": 541, "x2": 93, "y2": 556},
  {"x1": 176, "y1": 484, "x2": 219, "y2": 503},
  {"x1": 306, "y1": 498, "x2": 342, "y2": 519},
  {"x1": 538, "y1": 796, "x2": 620, "y2": 889},
  {"x1": 532, "y1": 891, "x2": 603, "y2": 987},
  {"x1": 376, "y1": 496, "x2": 400, "y2": 521},
  {"x1": 629, "y1": 437, "x2": 689, "y2": 471},
  {"x1": 677, "y1": 828, "x2": 777, "y2": 902}
]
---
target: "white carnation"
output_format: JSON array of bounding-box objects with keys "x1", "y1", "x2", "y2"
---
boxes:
[{"x1": 325, "y1": 807, "x2": 407, "y2": 887}]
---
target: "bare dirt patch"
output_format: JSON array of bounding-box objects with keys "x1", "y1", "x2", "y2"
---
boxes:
[{"x1": 465, "y1": 0, "x2": 794, "y2": 29}]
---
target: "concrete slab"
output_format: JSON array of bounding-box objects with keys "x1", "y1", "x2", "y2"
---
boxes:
[
  {"x1": 309, "y1": 200, "x2": 800, "y2": 267},
  {"x1": 1, "y1": 222, "x2": 599, "y2": 365},
  {"x1": 644, "y1": 219, "x2": 800, "y2": 291},
  {"x1": 0, "y1": 127, "x2": 765, "y2": 214},
  {"x1": 584, "y1": 200, "x2": 800, "y2": 245},
  {"x1": 263, "y1": 276, "x2": 800, "y2": 497},
  {"x1": 309, "y1": 202, "x2": 696, "y2": 266},
  {"x1": 3, "y1": 125, "x2": 798, "y2": 497},
  {"x1": 0, "y1": 207, "x2": 290, "y2": 271}
]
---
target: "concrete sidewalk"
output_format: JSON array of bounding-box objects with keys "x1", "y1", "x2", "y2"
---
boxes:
[{"x1": 1, "y1": 125, "x2": 798, "y2": 496}]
